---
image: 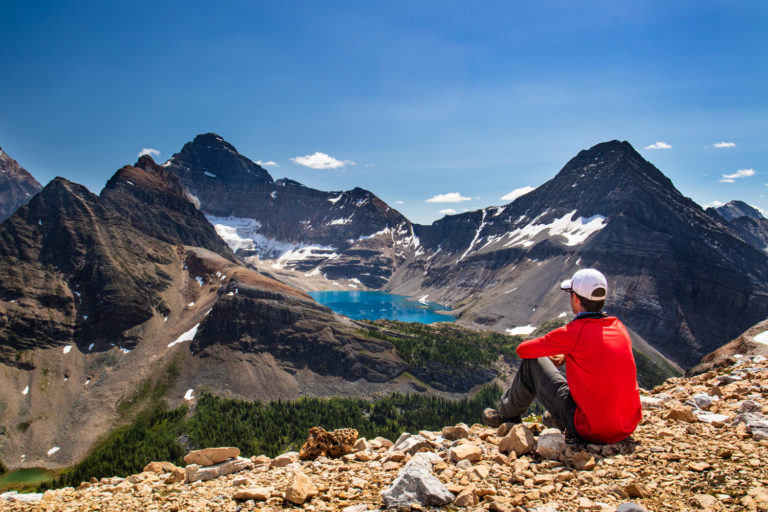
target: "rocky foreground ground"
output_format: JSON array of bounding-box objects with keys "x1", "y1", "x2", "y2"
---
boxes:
[{"x1": 3, "y1": 354, "x2": 768, "y2": 512}]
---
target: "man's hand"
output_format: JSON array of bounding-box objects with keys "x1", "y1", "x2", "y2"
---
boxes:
[{"x1": 548, "y1": 354, "x2": 565, "y2": 367}]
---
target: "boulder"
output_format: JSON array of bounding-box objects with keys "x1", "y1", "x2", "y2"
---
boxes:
[
  {"x1": 498, "y1": 424, "x2": 535, "y2": 456},
  {"x1": 285, "y1": 469, "x2": 318, "y2": 505},
  {"x1": 381, "y1": 453, "x2": 454, "y2": 508},
  {"x1": 185, "y1": 457, "x2": 252, "y2": 483},
  {"x1": 299, "y1": 427, "x2": 359, "y2": 460},
  {"x1": 535, "y1": 428, "x2": 566, "y2": 460},
  {"x1": 183, "y1": 447, "x2": 240, "y2": 466}
]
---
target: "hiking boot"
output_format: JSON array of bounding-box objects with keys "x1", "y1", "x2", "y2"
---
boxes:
[{"x1": 483, "y1": 408, "x2": 521, "y2": 428}]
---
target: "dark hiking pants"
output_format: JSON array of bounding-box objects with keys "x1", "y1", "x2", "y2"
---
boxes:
[{"x1": 499, "y1": 357, "x2": 579, "y2": 437}]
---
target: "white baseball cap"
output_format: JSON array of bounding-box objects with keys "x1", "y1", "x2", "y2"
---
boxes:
[{"x1": 560, "y1": 268, "x2": 608, "y2": 301}]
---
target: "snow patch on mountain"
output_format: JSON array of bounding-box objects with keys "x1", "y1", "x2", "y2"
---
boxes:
[
  {"x1": 272, "y1": 246, "x2": 339, "y2": 269},
  {"x1": 503, "y1": 210, "x2": 607, "y2": 248},
  {"x1": 209, "y1": 215, "x2": 314, "y2": 259},
  {"x1": 506, "y1": 325, "x2": 537, "y2": 336},
  {"x1": 168, "y1": 323, "x2": 200, "y2": 348}
]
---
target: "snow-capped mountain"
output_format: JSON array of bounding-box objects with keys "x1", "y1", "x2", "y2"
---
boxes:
[
  {"x1": 389, "y1": 141, "x2": 768, "y2": 368},
  {"x1": 164, "y1": 133, "x2": 417, "y2": 288},
  {"x1": 0, "y1": 146, "x2": 42, "y2": 223},
  {"x1": 162, "y1": 135, "x2": 768, "y2": 368}
]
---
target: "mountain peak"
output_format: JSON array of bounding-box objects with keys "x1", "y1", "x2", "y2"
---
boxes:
[
  {"x1": 190, "y1": 132, "x2": 238, "y2": 152},
  {"x1": 167, "y1": 133, "x2": 274, "y2": 188},
  {"x1": 0, "y1": 146, "x2": 43, "y2": 223},
  {"x1": 714, "y1": 200, "x2": 764, "y2": 221}
]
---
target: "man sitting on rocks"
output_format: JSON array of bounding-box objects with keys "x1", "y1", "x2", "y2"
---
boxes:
[{"x1": 484, "y1": 268, "x2": 642, "y2": 444}]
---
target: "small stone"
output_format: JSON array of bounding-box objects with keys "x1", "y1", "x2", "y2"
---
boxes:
[
  {"x1": 383, "y1": 450, "x2": 406, "y2": 463},
  {"x1": 616, "y1": 504, "x2": 649, "y2": 512},
  {"x1": 449, "y1": 443, "x2": 483, "y2": 462},
  {"x1": 233, "y1": 487, "x2": 272, "y2": 501},
  {"x1": 285, "y1": 470, "x2": 318, "y2": 505},
  {"x1": 442, "y1": 424, "x2": 471, "y2": 440},
  {"x1": 164, "y1": 467, "x2": 186, "y2": 484},
  {"x1": 232, "y1": 477, "x2": 248, "y2": 486},
  {"x1": 393, "y1": 433, "x2": 433, "y2": 455},
  {"x1": 570, "y1": 450, "x2": 596, "y2": 471},
  {"x1": 691, "y1": 494, "x2": 724, "y2": 510},
  {"x1": 498, "y1": 424, "x2": 535, "y2": 456},
  {"x1": 271, "y1": 451, "x2": 300, "y2": 468},
  {"x1": 625, "y1": 482, "x2": 651, "y2": 498},
  {"x1": 688, "y1": 462, "x2": 711, "y2": 472},
  {"x1": 664, "y1": 405, "x2": 697, "y2": 423},
  {"x1": 535, "y1": 428, "x2": 566, "y2": 460},
  {"x1": 143, "y1": 461, "x2": 178, "y2": 474},
  {"x1": 454, "y1": 485, "x2": 479, "y2": 507}
]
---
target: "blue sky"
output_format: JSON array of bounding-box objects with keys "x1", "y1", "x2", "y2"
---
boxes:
[{"x1": 1, "y1": 1, "x2": 766, "y2": 224}]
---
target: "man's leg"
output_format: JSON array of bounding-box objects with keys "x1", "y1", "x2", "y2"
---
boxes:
[{"x1": 498, "y1": 357, "x2": 577, "y2": 434}]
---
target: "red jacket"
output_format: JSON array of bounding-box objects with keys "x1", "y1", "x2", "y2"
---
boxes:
[{"x1": 516, "y1": 316, "x2": 642, "y2": 443}]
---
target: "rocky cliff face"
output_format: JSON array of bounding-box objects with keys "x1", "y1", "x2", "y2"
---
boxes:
[{"x1": 0, "y1": 147, "x2": 42, "y2": 224}]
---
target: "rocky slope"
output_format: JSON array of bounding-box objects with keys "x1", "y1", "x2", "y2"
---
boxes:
[
  {"x1": 6, "y1": 351, "x2": 768, "y2": 511},
  {"x1": 688, "y1": 317, "x2": 768, "y2": 376},
  {"x1": 0, "y1": 147, "x2": 41, "y2": 224}
]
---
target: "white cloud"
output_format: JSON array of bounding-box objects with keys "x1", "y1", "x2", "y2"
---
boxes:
[
  {"x1": 290, "y1": 152, "x2": 355, "y2": 170},
  {"x1": 713, "y1": 142, "x2": 736, "y2": 148},
  {"x1": 751, "y1": 204, "x2": 767, "y2": 217},
  {"x1": 644, "y1": 142, "x2": 672, "y2": 150},
  {"x1": 426, "y1": 192, "x2": 472, "y2": 203},
  {"x1": 394, "y1": 200, "x2": 404, "y2": 204},
  {"x1": 256, "y1": 160, "x2": 278, "y2": 167},
  {"x1": 138, "y1": 148, "x2": 160, "y2": 158},
  {"x1": 501, "y1": 186, "x2": 535, "y2": 202},
  {"x1": 439, "y1": 208, "x2": 457, "y2": 215},
  {"x1": 720, "y1": 168, "x2": 755, "y2": 182},
  {"x1": 365, "y1": 163, "x2": 376, "y2": 168},
  {"x1": 704, "y1": 200, "x2": 725, "y2": 208}
]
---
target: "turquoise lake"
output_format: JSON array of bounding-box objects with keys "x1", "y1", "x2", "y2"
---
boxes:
[{"x1": 308, "y1": 291, "x2": 455, "y2": 324}]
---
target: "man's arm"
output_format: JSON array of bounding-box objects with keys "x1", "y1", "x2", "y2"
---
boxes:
[{"x1": 516, "y1": 324, "x2": 579, "y2": 359}]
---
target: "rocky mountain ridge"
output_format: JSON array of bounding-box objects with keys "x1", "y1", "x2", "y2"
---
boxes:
[
  {"x1": 0, "y1": 147, "x2": 42, "y2": 224},
  {"x1": 169, "y1": 134, "x2": 767, "y2": 369},
  {"x1": 706, "y1": 200, "x2": 768, "y2": 254},
  {"x1": 0, "y1": 155, "x2": 441, "y2": 470},
  {"x1": 5, "y1": 347, "x2": 768, "y2": 512}
]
